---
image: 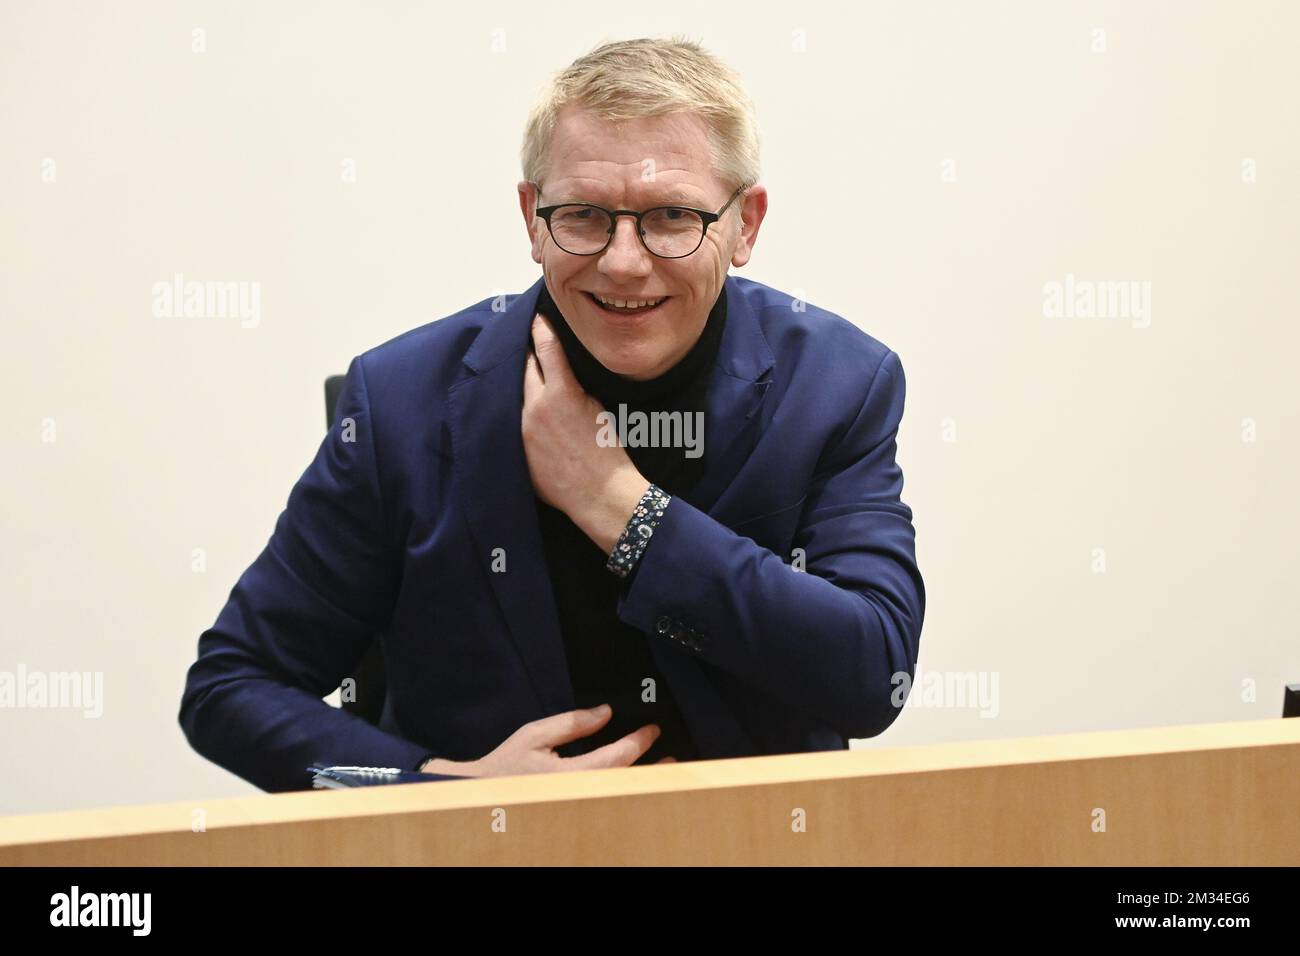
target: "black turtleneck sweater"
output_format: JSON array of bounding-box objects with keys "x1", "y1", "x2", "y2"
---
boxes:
[{"x1": 533, "y1": 281, "x2": 728, "y2": 764}]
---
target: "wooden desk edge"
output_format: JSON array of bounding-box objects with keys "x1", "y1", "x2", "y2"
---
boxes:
[{"x1": 2, "y1": 716, "x2": 1296, "y2": 850}]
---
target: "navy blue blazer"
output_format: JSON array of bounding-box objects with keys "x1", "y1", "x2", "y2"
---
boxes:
[{"x1": 179, "y1": 274, "x2": 925, "y2": 793}]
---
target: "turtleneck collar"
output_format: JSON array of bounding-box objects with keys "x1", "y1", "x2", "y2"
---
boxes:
[{"x1": 533, "y1": 281, "x2": 728, "y2": 409}]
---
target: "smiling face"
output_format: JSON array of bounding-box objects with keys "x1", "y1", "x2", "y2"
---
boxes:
[{"x1": 519, "y1": 105, "x2": 767, "y2": 381}]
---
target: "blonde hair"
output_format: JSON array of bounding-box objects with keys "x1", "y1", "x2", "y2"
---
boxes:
[{"x1": 520, "y1": 36, "x2": 761, "y2": 197}]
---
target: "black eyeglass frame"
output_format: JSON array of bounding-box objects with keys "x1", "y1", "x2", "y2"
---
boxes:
[{"x1": 530, "y1": 181, "x2": 750, "y2": 259}]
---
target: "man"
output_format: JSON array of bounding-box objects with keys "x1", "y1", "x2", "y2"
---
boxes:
[{"x1": 179, "y1": 37, "x2": 925, "y2": 793}]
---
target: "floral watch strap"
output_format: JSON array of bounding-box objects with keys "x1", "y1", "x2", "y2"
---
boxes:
[{"x1": 605, "y1": 483, "x2": 672, "y2": 579}]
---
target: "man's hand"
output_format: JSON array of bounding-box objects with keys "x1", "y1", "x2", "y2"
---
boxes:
[
  {"x1": 419, "y1": 705, "x2": 676, "y2": 776},
  {"x1": 522, "y1": 313, "x2": 650, "y2": 554}
]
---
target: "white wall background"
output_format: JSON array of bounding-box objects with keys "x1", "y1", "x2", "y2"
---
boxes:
[{"x1": 2, "y1": 0, "x2": 1297, "y2": 815}]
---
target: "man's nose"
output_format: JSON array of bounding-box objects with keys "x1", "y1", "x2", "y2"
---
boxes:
[{"x1": 598, "y1": 215, "x2": 653, "y2": 276}]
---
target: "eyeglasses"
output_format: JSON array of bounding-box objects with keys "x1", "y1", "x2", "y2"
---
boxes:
[{"x1": 531, "y1": 181, "x2": 749, "y2": 259}]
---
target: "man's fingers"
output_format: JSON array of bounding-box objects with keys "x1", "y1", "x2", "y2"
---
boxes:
[
  {"x1": 657, "y1": 756, "x2": 677, "y2": 764},
  {"x1": 565, "y1": 723, "x2": 661, "y2": 771},
  {"x1": 530, "y1": 313, "x2": 577, "y2": 389},
  {"x1": 526, "y1": 704, "x2": 614, "y2": 748},
  {"x1": 522, "y1": 346, "x2": 543, "y2": 403}
]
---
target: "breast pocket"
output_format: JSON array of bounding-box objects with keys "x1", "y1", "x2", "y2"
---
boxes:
[{"x1": 726, "y1": 495, "x2": 807, "y2": 561}]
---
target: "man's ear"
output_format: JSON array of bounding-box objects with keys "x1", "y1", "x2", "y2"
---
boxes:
[
  {"x1": 518, "y1": 180, "x2": 544, "y2": 264},
  {"x1": 730, "y1": 184, "x2": 768, "y2": 269}
]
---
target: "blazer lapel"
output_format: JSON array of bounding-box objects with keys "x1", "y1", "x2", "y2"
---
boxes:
[
  {"x1": 447, "y1": 278, "x2": 575, "y2": 717},
  {"x1": 447, "y1": 275, "x2": 775, "y2": 756},
  {"x1": 679, "y1": 275, "x2": 775, "y2": 514}
]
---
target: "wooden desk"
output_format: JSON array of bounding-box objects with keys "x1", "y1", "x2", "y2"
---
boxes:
[{"x1": 2, "y1": 718, "x2": 1296, "y2": 865}]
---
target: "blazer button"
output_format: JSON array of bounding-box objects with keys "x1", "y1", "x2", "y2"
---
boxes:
[{"x1": 656, "y1": 616, "x2": 673, "y2": 635}]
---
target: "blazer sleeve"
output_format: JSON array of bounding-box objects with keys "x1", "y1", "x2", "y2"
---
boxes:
[
  {"x1": 614, "y1": 349, "x2": 925, "y2": 741},
  {"x1": 178, "y1": 354, "x2": 458, "y2": 791}
]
